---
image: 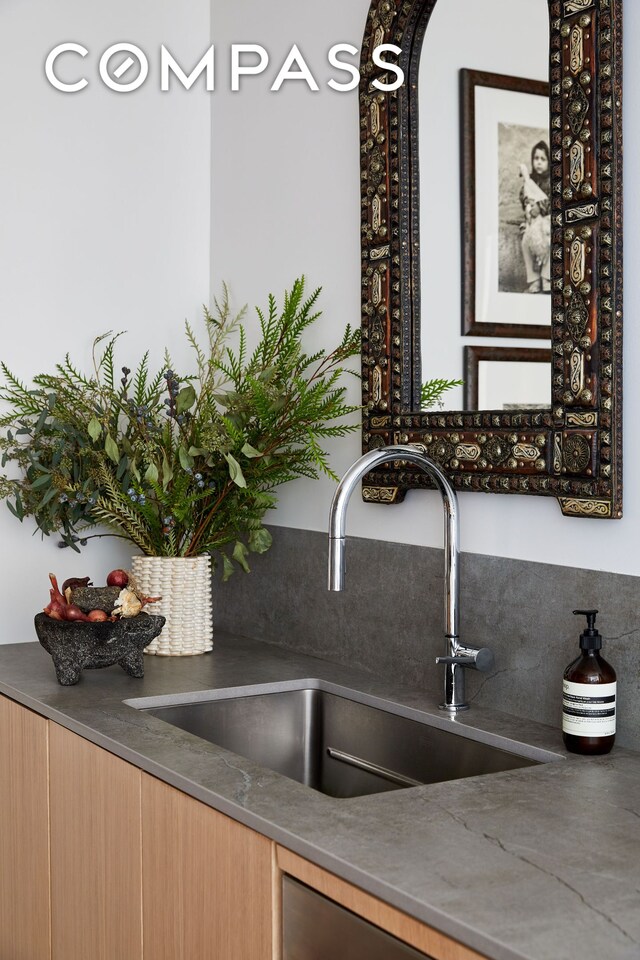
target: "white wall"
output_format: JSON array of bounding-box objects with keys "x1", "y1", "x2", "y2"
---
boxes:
[
  {"x1": 0, "y1": 0, "x2": 210, "y2": 641},
  {"x1": 211, "y1": 0, "x2": 640, "y2": 578}
]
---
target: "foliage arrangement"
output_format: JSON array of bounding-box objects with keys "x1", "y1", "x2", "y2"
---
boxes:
[{"x1": 0, "y1": 279, "x2": 360, "y2": 578}]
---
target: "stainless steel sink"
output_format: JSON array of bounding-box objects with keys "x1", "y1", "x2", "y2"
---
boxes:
[{"x1": 127, "y1": 681, "x2": 556, "y2": 799}]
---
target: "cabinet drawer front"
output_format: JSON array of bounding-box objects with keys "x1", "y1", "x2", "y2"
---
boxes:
[{"x1": 283, "y1": 877, "x2": 431, "y2": 960}]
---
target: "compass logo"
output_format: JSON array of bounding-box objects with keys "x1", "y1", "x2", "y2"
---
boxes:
[{"x1": 45, "y1": 43, "x2": 405, "y2": 94}]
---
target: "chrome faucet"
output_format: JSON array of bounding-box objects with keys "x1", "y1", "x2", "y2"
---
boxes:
[{"x1": 328, "y1": 445, "x2": 494, "y2": 712}]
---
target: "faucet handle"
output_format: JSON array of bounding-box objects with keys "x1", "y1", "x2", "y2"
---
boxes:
[
  {"x1": 436, "y1": 645, "x2": 494, "y2": 673},
  {"x1": 472, "y1": 647, "x2": 495, "y2": 672}
]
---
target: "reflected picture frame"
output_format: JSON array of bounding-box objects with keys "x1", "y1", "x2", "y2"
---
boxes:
[
  {"x1": 464, "y1": 345, "x2": 552, "y2": 411},
  {"x1": 461, "y1": 69, "x2": 551, "y2": 340}
]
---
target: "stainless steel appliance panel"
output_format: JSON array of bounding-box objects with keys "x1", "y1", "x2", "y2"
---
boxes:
[{"x1": 282, "y1": 877, "x2": 432, "y2": 959}]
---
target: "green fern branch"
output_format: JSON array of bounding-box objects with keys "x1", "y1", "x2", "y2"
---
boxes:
[{"x1": 421, "y1": 378, "x2": 464, "y2": 410}]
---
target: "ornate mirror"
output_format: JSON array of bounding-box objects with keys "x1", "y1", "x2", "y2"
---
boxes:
[{"x1": 359, "y1": 0, "x2": 623, "y2": 518}]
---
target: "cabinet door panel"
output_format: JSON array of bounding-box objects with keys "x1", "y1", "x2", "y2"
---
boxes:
[
  {"x1": 142, "y1": 774, "x2": 274, "y2": 960},
  {"x1": 49, "y1": 723, "x2": 142, "y2": 960},
  {"x1": 0, "y1": 696, "x2": 51, "y2": 960}
]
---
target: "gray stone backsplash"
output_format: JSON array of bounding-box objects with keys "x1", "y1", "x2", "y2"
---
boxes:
[{"x1": 214, "y1": 526, "x2": 640, "y2": 749}]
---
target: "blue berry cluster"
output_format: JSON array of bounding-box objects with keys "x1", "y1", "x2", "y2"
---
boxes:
[
  {"x1": 127, "y1": 487, "x2": 146, "y2": 506},
  {"x1": 58, "y1": 492, "x2": 97, "y2": 507},
  {"x1": 126, "y1": 397, "x2": 157, "y2": 432},
  {"x1": 164, "y1": 369, "x2": 187, "y2": 425}
]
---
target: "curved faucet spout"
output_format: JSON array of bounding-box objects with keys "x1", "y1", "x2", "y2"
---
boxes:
[
  {"x1": 328, "y1": 445, "x2": 490, "y2": 712},
  {"x1": 328, "y1": 446, "x2": 459, "y2": 640}
]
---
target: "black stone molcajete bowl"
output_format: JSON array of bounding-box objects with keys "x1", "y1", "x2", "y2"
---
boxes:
[{"x1": 34, "y1": 612, "x2": 166, "y2": 686}]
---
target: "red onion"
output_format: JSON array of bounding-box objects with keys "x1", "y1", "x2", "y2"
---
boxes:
[
  {"x1": 106, "y1": 569, "x2": 129, "y2": 588},
  {"x1": 48, "y1": 573, "x2": 66, "y2": 608},
  {"x1": 63, "y1": 605, "x2": 90, "y2": 622},
  {"x1": 45, "y1": 605, "x2": 65, "y2": 620},
  {"x1": 87, "y1": 609, "x2": 108, "y2": 622}
]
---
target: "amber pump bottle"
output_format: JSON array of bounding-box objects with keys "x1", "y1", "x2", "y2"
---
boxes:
[{"x1": 562, "y1": 609, "x2": 616, "y2": 755}]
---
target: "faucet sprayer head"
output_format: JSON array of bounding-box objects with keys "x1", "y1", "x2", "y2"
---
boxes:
[{"x1": 328, "y1": 537, "x2": 346, "y2": 591}]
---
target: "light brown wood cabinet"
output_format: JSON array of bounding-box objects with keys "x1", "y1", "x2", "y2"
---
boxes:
[
  {"x1": 49, "y1": 722, "x2": 143, "y2": 960},
  {"x1": 0, "y1": 696, "x2": 51, "y2": 960},
  {"x1": 0, "y1": 694, "x2": 485, "y2": 960},
  {"x1": 0, "y1": 696, "x2": 274, "y2": 960},
  {"x1": 48, "y1": 721, "x2": 275, "y2": 960},
  {"x1": 141, "y1": 773, "x2": 275, "y2": 960}
]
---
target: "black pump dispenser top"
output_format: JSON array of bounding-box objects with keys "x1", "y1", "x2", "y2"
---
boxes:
[{"x1": 573, "y1": 609, "x2": 603, "y2": 651}]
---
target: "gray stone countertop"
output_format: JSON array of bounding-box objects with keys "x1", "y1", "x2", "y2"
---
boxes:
[{"x1": 1, "y1": 633, "x2": 639, "y2": 960}]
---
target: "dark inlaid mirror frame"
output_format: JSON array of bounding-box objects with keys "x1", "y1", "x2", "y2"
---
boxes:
[{"x1": 359, "y1": 0, "x2": 623, "y2": 518}]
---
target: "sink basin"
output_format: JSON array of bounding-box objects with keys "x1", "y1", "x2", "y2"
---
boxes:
[{"x1": 127, "y1": 681, "x2": 556, "y2": 799}]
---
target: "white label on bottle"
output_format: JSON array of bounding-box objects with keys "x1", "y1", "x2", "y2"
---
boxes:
[{"x1": 562, "y1": 680, "x2": 616, "y2": 737}]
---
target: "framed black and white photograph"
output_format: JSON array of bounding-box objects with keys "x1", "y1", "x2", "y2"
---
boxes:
[
  {"x1": 461, "y1": 69, "x2": 551, "y2": 339},
  {"x1": 464, "y1": 346, "x2": 552, "y2": 412}
]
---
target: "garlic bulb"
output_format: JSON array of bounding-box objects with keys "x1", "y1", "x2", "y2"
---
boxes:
[{"x1": 112, "y1": 588, "x2": 143, "y2": 619}]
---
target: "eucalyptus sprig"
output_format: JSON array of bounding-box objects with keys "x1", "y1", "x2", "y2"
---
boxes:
[{"x1": 0, "y1": 278, "x2": 361, "y2": 577}]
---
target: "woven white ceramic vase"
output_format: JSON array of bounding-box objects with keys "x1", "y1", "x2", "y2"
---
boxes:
[{"x1": 131, "y1": 555, "x2": 213, "y2": 656}]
